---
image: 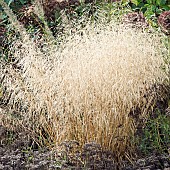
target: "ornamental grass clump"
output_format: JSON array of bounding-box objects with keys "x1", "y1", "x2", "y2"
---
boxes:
[{"x1": 0, "y1": 4, "x2": 168, "y2": 161}]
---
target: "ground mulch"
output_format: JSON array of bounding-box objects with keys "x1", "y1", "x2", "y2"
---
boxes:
[{"x1": 0, "y1": 125, "x2": 170, "y2": 170}]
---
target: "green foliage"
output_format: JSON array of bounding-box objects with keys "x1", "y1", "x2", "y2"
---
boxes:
[
  {"x1": 139, "y1": 111, "x2": 170, "y2": 155},
  {"x1": 4, "y1": 0, "x2": 28, "y2": 6},
  {"x1": 0, "y1": 0, "x2": 30, "y2": 28},
  {"x1": 4, "y1": 0, "x2": 14, "y2": 6},
  {"x1": 0, "y1": 0, "x2": 29, "y2": 11},
  {"x1": 128, "y1": 0, "x2": 170, "y2": 26}
]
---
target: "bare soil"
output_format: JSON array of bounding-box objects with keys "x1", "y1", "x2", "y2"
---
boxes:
[{"x1": 0, "y1": 125, "x2": 170, "y2": 170}]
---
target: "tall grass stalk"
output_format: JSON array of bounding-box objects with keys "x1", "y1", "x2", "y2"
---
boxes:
[{"x1": 0, "y1": 0, "x2": 27, "y2": 39}]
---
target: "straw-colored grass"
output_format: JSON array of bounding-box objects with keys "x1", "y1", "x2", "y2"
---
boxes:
[
  {"x1": 0, "y1": 1, "x2": 169, "y2": 161},
  {"x1": 1, "y1": 22, "x2": 168, "y2": 159}
]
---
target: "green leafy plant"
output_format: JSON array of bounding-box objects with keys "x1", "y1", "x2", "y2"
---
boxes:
[
  {"x1": 139, "y1": 111, "x2": 170, "y2": 155},
  {"x1": 129, "y1": 0, "x2": 170, "y2": 26}
]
